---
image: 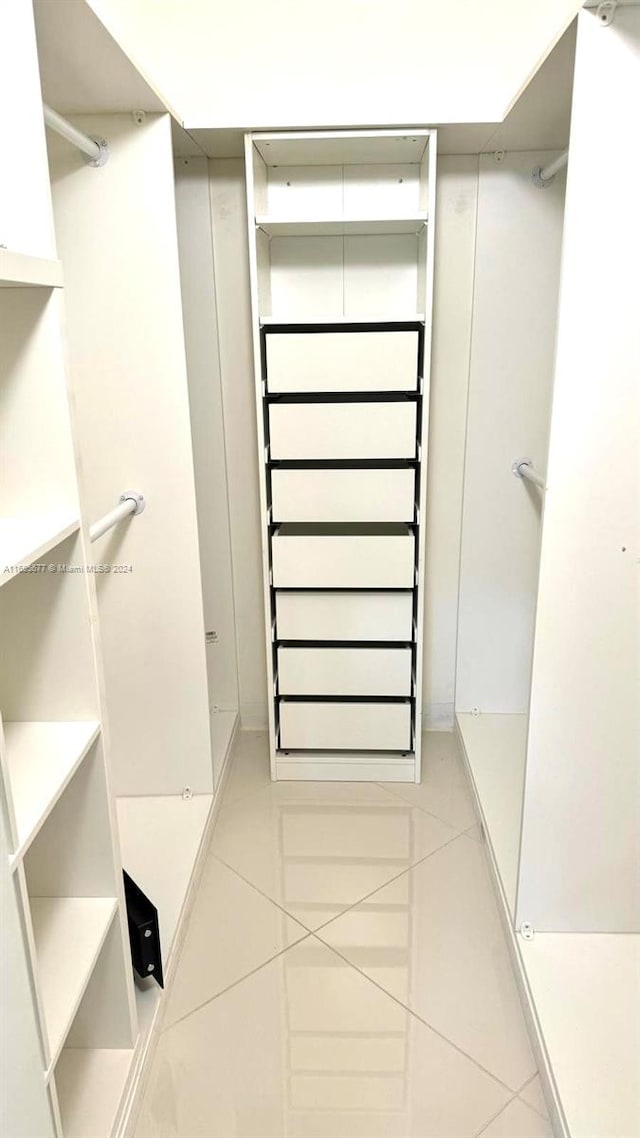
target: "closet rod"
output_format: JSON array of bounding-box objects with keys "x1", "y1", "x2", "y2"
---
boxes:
[
  {"x1": 511, "y1": 458, "x2": 546, "y2": 490},
  {"x1": 43, "y1": 104, "x2": 109, "y2": 167},
  {"x1": 532, "y1": 149, "x2": 568, "y2": 187},
  {"x1": 90, "y1": 491, "x2": 145, "y2": 543}
]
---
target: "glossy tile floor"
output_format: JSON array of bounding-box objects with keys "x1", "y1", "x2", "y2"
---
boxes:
[{"x1": 135, "y1": 732, "x2": 553, "y2": 1138}]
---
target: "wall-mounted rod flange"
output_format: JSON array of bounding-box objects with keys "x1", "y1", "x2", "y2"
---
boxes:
[
  {"x1": 120, "y1": 490, "x2": 146, "y2": 515},
  {"x1": 89, "y1": 490, "x2": 146, "y2": 543},
  {"x1": 512, "y1": 458, "x2": 546, "y2": 490},
  {"x1": 520, "y1": 922, "x2": 535, "y2": 941},
  {"x1": 44, "y1": 104, "x2": 110, "y2": 166},
  {"x1": 87, "y1": 138, "x2": 109, "y2": 168},
  {"x1": 532, "y1": 149, "x2": 569, "y2": 188}
]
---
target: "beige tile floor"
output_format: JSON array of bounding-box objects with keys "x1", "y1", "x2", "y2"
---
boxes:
[{"x1": 135, "y1": 732, "x2": 553, "y2": 1138}]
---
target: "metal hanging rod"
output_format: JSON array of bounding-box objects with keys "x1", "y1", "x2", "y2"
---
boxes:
[
  {"x1": 90, "y1": 491, "x2": 145, "y2": 543},
  {"x1": 532, "y1": 149, "x2": 568, "y2": 188},
  {"x1": 512, "y1": 458, "x2": 546, "y2": 490},
  {"x1": 43, "y1": 104, "x2": 109, "y2": 167}
]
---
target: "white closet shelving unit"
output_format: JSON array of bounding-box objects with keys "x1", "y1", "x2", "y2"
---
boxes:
[
  {"x1": 245, "y1": 130, "x2": 436, "y2": 782},
  {"x1": 455, "y1": 12, "x2": 640, "y2": 1138},
  {"x1": 2, "y1": 3, "x2": 239, "y2": 1137},
  {"x1": 0, "y1": 6, "x2": 137, "y2": 1137}
]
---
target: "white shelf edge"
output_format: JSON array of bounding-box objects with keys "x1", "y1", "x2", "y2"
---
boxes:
[
  {"x1": 256, "y1": 214, "x2": 428, "y2": 237},
  {"x1": 0, "y1": 249, "x2": 64, "y2": 288},
  {"x1": 29, "y1": 896, "x2": 118, "y2": 1072},
  {"x1": 6, "y1": 721, "x2": 101, "y2": 866},
  {"x1": 260, "y1": 314, "x2": 426, "y2": 326},
  {"x1": 0, "y1": 515, "x2": 81, "y2": 589},
  {"x1": 54, "y1": 1047, "x2": 134, "y2": 1138}
]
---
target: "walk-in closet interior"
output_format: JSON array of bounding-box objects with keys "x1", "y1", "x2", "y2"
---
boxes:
[{"x1": 1, "y1": 1, "x2": 638, "y2": 1137}]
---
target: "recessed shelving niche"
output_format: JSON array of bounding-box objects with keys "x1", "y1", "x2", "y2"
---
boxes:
[{"x1": 250, "y1": 131, "x2": 432, "y2": 323}]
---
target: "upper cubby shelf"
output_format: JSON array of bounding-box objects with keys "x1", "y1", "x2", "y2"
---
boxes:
[
  {"x1": 248, "y1": 130, "x2": 433, "y2": 324},
  {"x1": 3, "y1": 720, "x2": 100, "y2": 863},
  {"x1": 252, "y1": 130, "x2": 432, "y2": 167},
  {"x1": 0, "y1": 515, "x2": 80, "y2": 590},
  {"x1": 256, "y1": 215, "x2": 428, "y2": 237},
  {"x1": 0, "y1": 249, "x2": 63, "y2": 288}
]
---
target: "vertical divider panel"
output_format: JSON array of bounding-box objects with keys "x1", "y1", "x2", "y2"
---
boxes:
[
  {"x1": 516, "y1": 7, "x2": 640, "y2": 934},
  {"x1": 48, "y1": 113, "x2": 212, "y2": 798},
  {"x1": 413, "y1": 134, "x2": 438, "y2": 781},
  {"x1": 245, "y1": 134, "x2": 279, "y2": 777}
]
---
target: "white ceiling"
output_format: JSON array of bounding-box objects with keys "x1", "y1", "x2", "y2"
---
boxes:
[
  {"x1": 33, "y1": 1, "x2": 577, "y2": 159},
  {"x1": 33, "y1": 0, "x2": 170, "y2": 115}
]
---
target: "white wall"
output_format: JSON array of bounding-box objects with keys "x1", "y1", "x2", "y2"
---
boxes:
[
  {"x1": 89, "y1": 0, "x2": 580, "y2": 132},
  {"x1": 456, "y1": 151, "x2": 566, "y2": 714},
  {"x1": 208, "y1": 156, "x2": 482, "y2": 730},
  {"x1": 49, "y1": 113, "x2": 213, "y2": 797},
  {"x1": 517, "y1": 8, "x2": 640, "y2": 933}
]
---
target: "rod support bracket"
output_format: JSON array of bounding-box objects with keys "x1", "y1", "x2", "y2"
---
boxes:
[
  {"x1": 120, "y1": 490, "x2": 145, "y2": 515},
  {"x1": 597, "y1": 1, "x2": 617, "y2": 26},
  {"x1": 87, "y1": 138, "x2": 109, "y2": 168},
  {"x1": 531, "y1": 166, "x2": 551, "y2": 188},
  {"x1": 512, "y1": 457, "x2": 532, "y2": 479}
]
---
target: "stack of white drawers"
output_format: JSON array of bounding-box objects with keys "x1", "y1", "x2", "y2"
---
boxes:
[{"x1": 266, "y1": 326, "x2": 421, "y2": 759}]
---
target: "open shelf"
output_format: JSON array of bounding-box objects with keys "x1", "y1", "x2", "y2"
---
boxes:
[
  {"x1": 116, "y1": 794, "x2": 212, "y2": 962},
  {"x1": 520, "y1": 932, "x2": 640, "y2": 1138},
  {"x1": 260, "y1": 314, "x2": 426, "y2": 326},
  {"x1": 456, "y1": 712, "x2": 527, "y2": 916},
  {"x1": 0, "y1": 515, "x2": 80, "y2": 589},
  {"x1": 4, "y1": 721, "x2": 100, "y2": 861},
  {"x1": 30, "y1": 896, "x2": 117, "y2": 1066},
  {"x1": 0, "y1": 249, "x2": 63, "y2": 288},
  {"x1": 256, "y1": 215, "x2": 428, "y2": 237},
  {"x1": 55, "y1": 1047, "x2": 133, "y2": 1138}
]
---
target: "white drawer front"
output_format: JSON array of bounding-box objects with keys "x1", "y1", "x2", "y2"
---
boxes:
[
  {"x1": 272, "y1": 526, "x2": 415, "y2": 588},
  {"x1": 278, "y1": 647, "x2": 412, "y2": 696},
  {"x1": 271, "y1": 468, "x2": 415, "y2": 522},
  {"x1": 266, "y1": 331, "x2": 419, "y2": 393},
  {"x1": 279, "y1": 701, "x2": 412, "y2": 751},
  {"x1": 276, "y1": 591, "x2": 413, "y2": 641},
  {"x1": 269, "y1": 401, "x2": 417, "y2": 460}
]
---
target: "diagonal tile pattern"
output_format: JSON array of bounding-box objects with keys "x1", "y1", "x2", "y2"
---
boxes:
[
  {"x1": 162, "y1": 856, "x2": 309, "y2": 1029},
  {"x1": 383, "y1": 730, "x2": 478, "y2": 831},
  {"x1": 519, "y1": 1073, "x2": 550, "y2": 1120},
  {"x1": 478, "y1": 1095, "x2": 554, "y2": 1137},
  {"x1": 317, "y1": 834, "x2": 536, "y2": 1090},
  {"x1": 210, "y1": 768, "x2": 459, "y2": 931},
  {"x1": 138, "y1": 938, "x2": 513, "y2": 1138},
  {"x1": 134, "y1": 731, "x2": 544, "y2": 1138}
]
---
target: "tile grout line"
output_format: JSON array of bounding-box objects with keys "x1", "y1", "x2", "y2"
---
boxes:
[
  {"x1": 375, "y1": 769, "x2": 476, "y2": 831},
  {"x1": 473, "y1": 1088, "x2": 522, "y2": 1137},
  {"x1": 212, "y1": 825, "x2": 470, "y2": 939},
  {"x1": 310, "y1": 932, "x2": 522, "y2": 1099},
  {"x1": 517, "y1": 1072, "x2": 551, "y2": 1121},
  {"x1": 162, "y1": 927, "x2": 314, "y2": 1035}
]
